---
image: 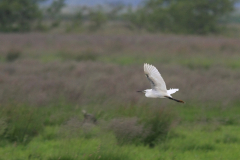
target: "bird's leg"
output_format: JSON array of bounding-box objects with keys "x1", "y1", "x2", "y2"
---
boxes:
[{"x1": 164, "y1": 96, "x2": 184, "y2": 103}]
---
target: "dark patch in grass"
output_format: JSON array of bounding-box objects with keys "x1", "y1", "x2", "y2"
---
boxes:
[
  {"x1": 48, "y1": 156, "x2": 74, "y2": 160},
  {"x1": 0, "y1": 140, "x2": 8, "y2": 148},
  {"x1": 215, "y1": 134, "x2": 239, "y2": 144},
  {"x1": 184, "y1": 63, "x2": 210, "y2": 70},
  {"x1": 6, "y1": 50, "x2": 21, "y2": 62},
  {"x1": 197, "y1": 143, "x2": 215, "y2": 151},
  {"x1": 28, "y1": 154, "x2": 42, "y2": 160},
  {"x1": 159, "y1": 143, "x2": 171, "y2": 151},
  {"x1": 58, "y1": 50, "x2": 98, "y2": 61},
  {"x1": 74, "y1": 53, "x2": 98, "y2": 61},
  {"x1": 218, "y1": 118, "x2": 239, "y2": 125},
  {"x1": 167, "y1": 131, "x2": 186, "y2": 140},
  {"x1": 181, "y1": 143, "x2": 215, "y2": 151},
  {"x1": 86, "y1": 152, "x2": 130, "y2": 160},
  {"x1": 201, "y1": 124, "x2": 222, "y2": 132}
]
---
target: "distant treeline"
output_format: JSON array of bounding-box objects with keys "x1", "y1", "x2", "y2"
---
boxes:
[{"x1": 0, "y1": 0, "x2": 238, "y2": 34}]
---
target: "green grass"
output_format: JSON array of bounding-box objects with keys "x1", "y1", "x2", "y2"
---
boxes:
[
  {"x1": 174, "y1": 101, "x2": 240, "y2": 123},
  {"x1": 29, "y1": 49, "x2": 240, "y2": 69},
  {"x1": 1, "y1": 124, "x2": 240, "y2": 160},
  {"x1": 1, "y1": 102, "x2": 240, "y2": 159},
  {"x1": 78, "y1": 53, "x2": 240, "y2": 69}
]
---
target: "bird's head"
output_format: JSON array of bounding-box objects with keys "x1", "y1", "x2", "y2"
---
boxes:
[{"x1": 82, "y1": 110, "x2": 87, "y2": 114}]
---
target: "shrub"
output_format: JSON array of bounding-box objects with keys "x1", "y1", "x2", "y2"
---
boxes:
[
  {"x1": 0, "y1": 105, "x2": 43, "y2": 144},
  {"x1": 109, "y1": 109, "x2": 174, "y2": 147},
  {"x1": 126, "y1": 0, "x2": 235, "y2": 34},
  {"x1": 6, "y1": 50, "x2": 21, "y2": 62},
  {"x1": 141, "y1": 109, "x2": 174, "y2": 147},
  {"x1": 108, "y1": 117, "x2": 144, "y2": 145},
  {"x1": 0, "y1": 0, "x2": 42, "y2": 32},
  {"x1": 46, "y1": 0, "x2": 66, "y2": 29},
  {"x1": 88, "y1": 9, "x2": 107, "y2": 31},
  {"x1": 0, "y1": 118, "x2": 7, "y2": 137},
  {"x1": 66, "y1": 11, "x2": 84, "y2": 32},
  {"x1": 58, "y1": 117, "x2": 82, "y2": 138}
]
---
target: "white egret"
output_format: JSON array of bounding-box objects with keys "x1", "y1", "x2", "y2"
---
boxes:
[{"x1": 137, "y1": 63, "x2": 184, "y2": 103}]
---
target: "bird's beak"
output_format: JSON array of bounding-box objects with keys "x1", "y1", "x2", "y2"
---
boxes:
[{"x1": 137, "y1": 90, "x2": 143, "y2": 93}]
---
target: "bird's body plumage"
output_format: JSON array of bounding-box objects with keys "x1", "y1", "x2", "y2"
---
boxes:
[{"x1": 139, "y1": 63, "x2": 184, "y2": 103}]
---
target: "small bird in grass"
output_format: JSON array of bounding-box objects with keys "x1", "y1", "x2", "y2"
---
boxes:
[
  {"x1": 137, "y1": 63, "x2": 184, "y2": 103},
  {"x1": 82, "y1": 110, "x2": 97, "y2": 124}
]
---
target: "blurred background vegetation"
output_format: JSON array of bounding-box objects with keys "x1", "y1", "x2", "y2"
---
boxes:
[
  {"x1": 0, "y1": 0, "x2": 240, "y2": 160},
  {"x1": 0, "y1": 0, "x2": 240, "y2": 34}
]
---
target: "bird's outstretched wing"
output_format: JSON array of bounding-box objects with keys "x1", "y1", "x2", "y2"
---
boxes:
[
  {"x1": 167, "y1": 88, "x2": 179, "y2": 95},
  {"x1": 144, "y1": 63, "x2": 167, "y2": 92}
]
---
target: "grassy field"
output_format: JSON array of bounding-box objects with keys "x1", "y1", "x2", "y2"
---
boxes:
[{"x1": 0, "y1": 31, "x2": 240, "y2": 160}]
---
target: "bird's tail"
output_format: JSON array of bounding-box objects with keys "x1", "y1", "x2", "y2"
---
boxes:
[{"x1": 167, "y1": 88, "x2": 179, "y2": 95}]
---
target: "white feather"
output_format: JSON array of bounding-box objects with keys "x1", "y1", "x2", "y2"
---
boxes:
[
  {"x1": 144, "y1": 63, "x2": 167, "y2": 92},
  {"x1": 167, "y1": 88, "x2": 179, "y2": 96}
]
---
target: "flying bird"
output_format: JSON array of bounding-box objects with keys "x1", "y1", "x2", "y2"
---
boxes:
[{"x1": 137, "y1": 63, "x2": 184, "y2": 103}]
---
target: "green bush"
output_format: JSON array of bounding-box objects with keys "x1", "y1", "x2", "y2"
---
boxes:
[
  {"x1": 88, "y1": 9, "x2": 107, "y2": 31},
  {"x1": 141, "y1": 109, "x2": 174, "y2": 147},
  {"x1": 109, "y1": 109, "x2": 174, "y2": 147},
  {"x1": 0, "y1": 105, "x2": 43, "y2": 144},
  {"x1": 0, "y1": 118, "x2": 7, "y2": 136},
  {"x1": 0, "y1": 0, "x2": 43, "y2": 32},
  {"x1": 109, "y1": 118, "x2": 143, "y2": 145},
  {"x1": 125, "y1": 0, "x2": 235, "y2": 34},
  {"x1": 46, "y1": 0, "x2": 66, "y2": 29},
  {"x1": 123, "y1": 7, "x2": 147, "y2": 30}
]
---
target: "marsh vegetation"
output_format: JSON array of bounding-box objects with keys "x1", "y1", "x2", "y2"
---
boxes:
[{"x1": 0, "y1": 32, "x2": 240, "y2": 159}]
